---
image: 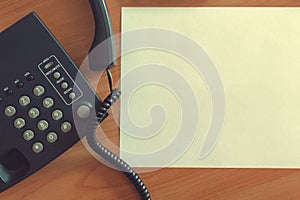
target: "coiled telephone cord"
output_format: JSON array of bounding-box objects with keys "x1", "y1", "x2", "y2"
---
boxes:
[{"x1": 86, "y1": 69, "x2": 151, "y2": 200}]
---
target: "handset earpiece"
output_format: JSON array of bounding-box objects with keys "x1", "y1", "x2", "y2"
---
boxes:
[{"x1": 88, "y1": 0, "x2": 116, "y2": 71}]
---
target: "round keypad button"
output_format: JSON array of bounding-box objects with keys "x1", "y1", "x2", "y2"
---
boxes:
[
  {"x1": 4, "y1": 106, "x2": 16, "y2": 117},
  {"x1": 43, "y1": 97, "x2": 54, "y2": 109},
  {"x1": 33, "y1": 85, "x2": 45, "y2": 97},
  {"x1": 32, "y1": 142, "x2": 44, "y2": 153},
  {"x1": 14, "y1": 118, "x2": 26, "y2": 129},
  {"x1": 38, "y1": 120, "x2": 49, "y2": 131},
  {"x1": 61, "y1": 122, "x2": 72, "y2": 133},
  {"x1": 28, "y1": 108, "x2": 40, "y2": 119},
  {"x1": 53, "y1": 72, "x2": 61, "y2": 79},
  {"x1": 23, "y1": 130, "x2": 35, "y2": 141},
  {"x1": 47, "y1": 132, "x2": 58, "y2": 143},
  {"x1": 69, "y1": 92, "x2": 76, "y2": 100},
  {"x1": 61, "y1": 82, "x2": 68, "y2": 89},
  {"x1": 19, "y1": 96, "x2": 31, "y2": 107},
  {"x1": 52, "y1": 110, "x2": 63, "y2": 121}
]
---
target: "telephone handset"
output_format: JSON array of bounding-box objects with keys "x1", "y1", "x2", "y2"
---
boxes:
[
  {"x1": 0, "y1": 1, "x2": 151, "y2": 199},
  {"x1": 88, "y1": 0, "x2": 116, "y2": 70}
]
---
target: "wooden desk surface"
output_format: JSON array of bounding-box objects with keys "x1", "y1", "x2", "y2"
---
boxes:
[{"x1": 1, "y1": 0, "x2": 300, "y2": 199}]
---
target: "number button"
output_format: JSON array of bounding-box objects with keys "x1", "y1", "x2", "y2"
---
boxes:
[
  {"x1": 61, "y1": 122, "x2": 72, "y2": 133},
  {"x1": 19, "y1": 96, "x2": 31, "y2": 107},
  {"x1": 33, "y1": 85, "x2": 45, "y2": 97},
  {"x1": 43, "y1": 97, "x2": 54, "y2": 109},
  {"x1": 14, "y1": 118, "x2": 26, "y2": 129},
  {"x1": 23, "y1": 130, "x2": 35, "y2": 141},
  {"x1": 47, "y1": 132, "x2": 58, "y2": 143},
  {"x1": 32, "y1": 142, "x2": 44, "y2": 153},
  {"x1": 28, "y1": 108, "x2": 40, "y2": 119},
  {"x1": 4, "y1": 106, "x2": 16, "y2": 117},
  {"x1": 38, "y1": 120, "x2": 48, "y2": 131},
  {"x1": 52, "y1": 110, "x2": 63, "y2": 121}
]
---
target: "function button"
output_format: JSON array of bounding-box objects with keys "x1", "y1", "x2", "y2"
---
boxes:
[
  {"x1": 14, "y1": 118, "x2": 26, "y2": 129},
  {"x1": 37, "y1": 120, "x2": 49, "y2": 131},
  {"x1": 4, "y1": 106, "x2": 16, "y2": 117},
  {"x1": 61, "y1": 122, "x2": 72, "y2": 133},
  {"x1": 23, "y1": 130, "x2": 35, "y2": 141},
  {"x1": 47, "y1": 132, "x2": 58, "y2": 143},
  {"x1": 43, "y1": 97, "x2": 54, "y2": 109},
  {"x1": 19, "y1": 96, "x2": 31, "y2": 107},
  {"x1": 28, "y1": 108, "x2": 40, "y2": 119},
  {"x1": 52, "y1": 110, "x2": 63, "y2": 121},
  {"x1": 16, "y1": 82, "x2": 24, "y2": 88},
  {"x1": 44, "y1": 61, "x2": 54, "y2": 69},
  {"x1": 33, "y1": 85, "x2": 45, "y2": 97},
  {"x1": 77, "y1": 105, "x2": 91, "y2": 119},
  {"x1": 69, "y1": 92, "x2": 76, "y2": 100},
  {"x1": 53, "y1": 72, "x2": 61, "y2": 79},
  {"x1": 61, "y1": 82, "x2": 68, "y2": 89},
  {"x1": 32, "y1": 142, "x2": 44, "y2": 153},
  {"x1": 27, "y1": 74, "x2": 34, "y2": 81},
  {"x1": 6, "y1": 89, "x2": 13, "y2": 96}
]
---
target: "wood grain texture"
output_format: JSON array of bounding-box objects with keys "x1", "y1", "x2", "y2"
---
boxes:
[{"x1": 0, "y1": 0, "x2": 300, "y2": 199}]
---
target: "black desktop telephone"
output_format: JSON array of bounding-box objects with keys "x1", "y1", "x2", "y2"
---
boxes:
[{"x1": 0, "y1": 1, "x2": 150, "y2": 199}]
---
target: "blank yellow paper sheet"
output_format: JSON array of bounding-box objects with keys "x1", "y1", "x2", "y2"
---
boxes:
[{"x1": 120, "y1": 7, "x2": 300, "y2": 168}]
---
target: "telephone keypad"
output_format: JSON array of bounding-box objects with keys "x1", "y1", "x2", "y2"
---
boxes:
[{"x1": 3, "y1": 73, "x2": 75, "y2": 154}]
